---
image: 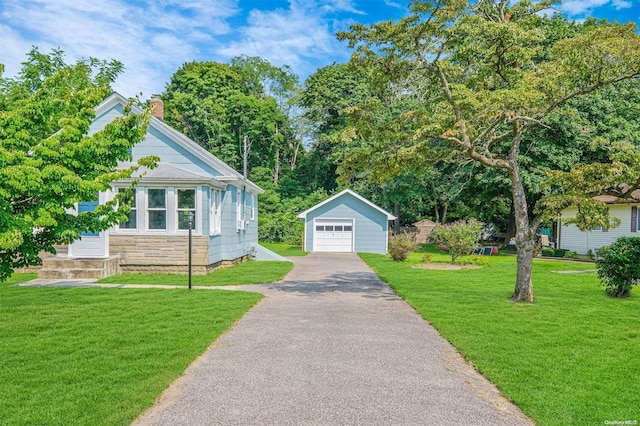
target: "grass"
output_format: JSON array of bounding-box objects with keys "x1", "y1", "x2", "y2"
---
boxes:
[
  {"x1": 0, "y1": 273, "x2": 263, "y2": 425},
  {"x1": 360, "y1": 248, "x2": 640, "y2": 426},
  {"x1": 97, "y1": 260, "x2": 293, "y2": 285},
  {"x1": 260, "y1": 242, "x2": 308, "y2": 256}
]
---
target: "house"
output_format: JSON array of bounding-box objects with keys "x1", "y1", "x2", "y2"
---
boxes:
[
  {"x1": 558, "y1": 191, "x2": 640, "y2": 255},
  {"x1": 413, "y1": 219, "x2": 437, "y2": 243},
  {"x1": 39, "y1": 92, "x2": 264, "y2": 279},
  {"x1": 297, "y1": 189, "x2": 396, "y2": 254}
]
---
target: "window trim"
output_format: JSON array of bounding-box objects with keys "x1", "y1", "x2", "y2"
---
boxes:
[
  {"x1": 250, "y1": 193, "x2": 256, "y2": 221},
  {"x1": 116, "y1": 187, "x2": 138, "y2": 231},
  {"x1": 210, "y1": 189, "x2": 222, "y2": 235},
  {"x1": 147, "y1": 188, "x2": 168, "y2": 231},
  {"x1": 236, "y1": 188, "x2": 244, "y2": 231},
  {"x1": 176, "y1": 188, "x2": 197, "y2": 231}
]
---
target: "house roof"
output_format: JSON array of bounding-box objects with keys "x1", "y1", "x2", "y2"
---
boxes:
[
  {"x1": 118, "y1": 163, "x2": 227, "y2": 189},
  {"x1": 96, "y1": 92, "x2": 263, "y2": 194},
  {"x1": 594, "y1": 189, "x2": 640, "y2": 204},
  {"x1": 297, "y1": 189, "x2": 396, "y2": 220}
]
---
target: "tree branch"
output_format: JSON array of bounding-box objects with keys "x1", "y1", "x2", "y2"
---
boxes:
[{"x1": 541, "y1": 71, "x2": 640, "y2": 118}]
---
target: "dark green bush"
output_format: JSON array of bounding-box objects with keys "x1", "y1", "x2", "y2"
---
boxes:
[
  {"x1": 596, "y1": 237, "x2": 640, "y2": 298},
  {"x1": 541, "y1": 248, "x2": 555, "y2": 257},
  {"x1": 553, "y1": 248, "x2": 569, "y2": 257}
]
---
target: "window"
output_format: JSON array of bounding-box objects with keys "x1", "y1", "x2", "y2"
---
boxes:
[
  {"x1": 250, "y1": 193, "x2": 256, "y2": 220},
  {"x1": 148, "y1": 189, "x2": 166, "y2": 230},
  {"x1": 236, "y1": 188, "x2": 243, "y2": 230},
  {"x1": 177, "y1": 189, "x2": 196, "y2": 230},
  {"x1": 210, "y1": 189, "x2": 221, "y2": 234},
  {"x1": 118, "y1": 188, "x2": 137, "y2": 229}
]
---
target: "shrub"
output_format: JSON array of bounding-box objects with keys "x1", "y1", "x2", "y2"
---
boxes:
[
  {"x1": 550, "y1": 248, "x2": 569, "y2": 258},
  {"x1": 596, "y1": 237, "x2": 640, "y2": 298},
  {"x1": 430, "y1": 219, "x2": 483, "y2": 263},
  {"x1": 564, "y1": 251, "x2": 578, "y2": 259},
  {"x1": 388, "y1": 233, "x2": 418, "y2": 261},
  {"x1": 541, "y1": 248, "x2": 555, "y2": 257},
  {"x1": 422, "y1": 252, "x2": 434, "y2": 264}
]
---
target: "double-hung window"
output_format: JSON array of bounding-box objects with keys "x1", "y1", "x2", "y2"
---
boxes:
[
  {"x1": 118, "y1": 188, "x2": 137, "y2": 229},
  {"x1": 177, "y1": 189, "x2": 196, "y2": 230},
  {"x1": 148, "y1": 189, "x2": 167, "y2": 230}
]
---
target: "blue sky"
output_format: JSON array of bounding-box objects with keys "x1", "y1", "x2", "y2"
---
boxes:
[{"x1": 1, "y1": 0, "x2": 639, "y2": 99}]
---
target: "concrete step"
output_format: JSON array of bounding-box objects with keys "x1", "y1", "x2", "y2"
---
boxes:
[
  {"x1": 38, "y1": 256, "x2": 119, "y2": 279},
  {"x1": 42, "y1": 257, "x2": 112, "y2": 269},
  {"x1": 38, "y1": 268, "x2": 105, "y2": 279}
]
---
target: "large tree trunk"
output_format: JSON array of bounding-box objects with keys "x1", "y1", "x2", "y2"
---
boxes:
[{"x1": 508, "y1": 166, "x2": 535, "y2": 303}]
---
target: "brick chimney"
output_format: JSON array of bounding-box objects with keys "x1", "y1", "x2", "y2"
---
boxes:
[{"x1": 149, "y1": 94, "x2": 164, "y2": 121}]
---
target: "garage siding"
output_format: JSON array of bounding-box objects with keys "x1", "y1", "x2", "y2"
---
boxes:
[{"x1": 302, "y1": 193, "x2": 390, "y2": 254}]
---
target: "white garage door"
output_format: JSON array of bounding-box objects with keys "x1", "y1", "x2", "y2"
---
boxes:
[{"x1": 314, "y1": 219, "x2": 353, "y2": 252}]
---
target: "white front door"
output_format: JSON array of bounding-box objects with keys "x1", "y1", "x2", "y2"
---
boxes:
[
  {"x1": 68, "y1": 199, "x2": 109, "y2": 258},
  {"x1": 314, "y1": 219, "x2": 354, "y2": 252}
]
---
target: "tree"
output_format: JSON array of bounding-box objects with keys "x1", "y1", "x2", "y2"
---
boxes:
[
  {"x1": 0, "y1": 48, "x2": 155, "y2": 281},
  {"x1": 162, "y1": 60, "x2": 299, "y2": 180},
  {"x1": 298, "y1": 63, "x2": 376, "y2": 193},
  {"x1": 338, "y1": 0, "x2": 640, "y2": 302}
]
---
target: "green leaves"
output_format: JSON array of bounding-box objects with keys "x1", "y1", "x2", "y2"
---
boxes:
[
  {"x1": 431, "y1": 219, "x2": 483, "y2": 262},
  {"x1": 596, "y1": 237, "x2": 640, "y2": 297},
  {"x1": 162, "y1": 59, "x2": 299, "y2": 177},
  {"x1": 0, "y1": 48, "x2": 152, "y2": 281}
]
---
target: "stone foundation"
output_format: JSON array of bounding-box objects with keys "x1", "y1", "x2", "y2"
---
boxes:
[{"x1": 110, "y1": 235, "x2": 250, "y2": 275}]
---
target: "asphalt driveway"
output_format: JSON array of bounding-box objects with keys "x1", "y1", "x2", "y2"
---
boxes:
[{"x1": 132, "y1": 252, "x2": 532, "y2": 426}]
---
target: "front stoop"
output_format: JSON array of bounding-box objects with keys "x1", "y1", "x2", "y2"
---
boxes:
[{"x1": 38, "y1": 256, "x2": 120, "y2": 279}]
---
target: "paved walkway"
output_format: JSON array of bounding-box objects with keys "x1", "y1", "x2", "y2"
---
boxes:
[{"x1": 130, "y1": 253, "x2": 532, "y2": 426}]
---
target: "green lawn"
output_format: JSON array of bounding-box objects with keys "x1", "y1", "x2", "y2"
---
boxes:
[
  {"x1": 360, "y1": 250, "x2": 640, "y2": 426},
  {"x1": 260, "y1": 242, "x2": 308, "y2": 256},
  {"x1": 1, "y1": 274, "x2": 263, "y2": 425},
  {"x1": 97, "y1": 260, "x2": 293, "y2": 285}
]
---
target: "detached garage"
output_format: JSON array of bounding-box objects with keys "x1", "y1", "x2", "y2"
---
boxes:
[{"x1": 297, "y1": 189, "x2": 396, "y2": 254}]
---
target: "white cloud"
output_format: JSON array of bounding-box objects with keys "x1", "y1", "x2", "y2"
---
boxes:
[
  {"x1": 215, "y1": 1, "x2": 351, "y2": 78},
  {"x1": 561, "y1": 0, "x2": 632, "y2": 16},
  {"x1": 384, "y1": 0, "x2": 405, "y2": 10},
  {"x1": 612, "y1": 0, "x2": 633, "y2": 9},
  {"x1": 0, "y1": 0, "x2": 239, "y2": 97}
]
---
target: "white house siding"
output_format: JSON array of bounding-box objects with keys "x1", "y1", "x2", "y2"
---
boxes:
[{"x1": 560, "y1": 205, "x2": 637, "y2": 254}]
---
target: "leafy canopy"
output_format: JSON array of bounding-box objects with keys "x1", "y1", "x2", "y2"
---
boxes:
[
  {"x1": 337, "y1": 0, "x2": 640, "y2": 302},
  {"x1": 0, "y1": 48, "x2": 156, "y2": 281}
]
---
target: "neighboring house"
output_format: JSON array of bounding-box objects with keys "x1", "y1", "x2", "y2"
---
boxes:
[
  {"x1": 40, "y1": 92, "x2": 263, "y2": 279},
  {"x1": 558, "y1": 191, "x2": 640, "y2": 254},
  {"x1": 297, "y1": 189, "x2": 396, "y2": 254}
]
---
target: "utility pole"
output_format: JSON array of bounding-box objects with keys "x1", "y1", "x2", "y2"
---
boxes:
[{"x1": 243, "y1": 135, "x2": 249, "y2": 178}]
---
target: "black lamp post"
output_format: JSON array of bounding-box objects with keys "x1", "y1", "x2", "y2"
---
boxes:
[{"x1": 188, "y1": 211, "x2": 194, "y2": 290}]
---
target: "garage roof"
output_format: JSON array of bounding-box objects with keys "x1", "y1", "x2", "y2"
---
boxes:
[{"x1": 297, "y1": 189, "x2": 396, "y2": 220}]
